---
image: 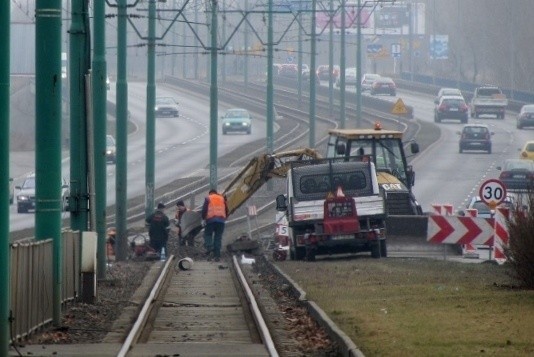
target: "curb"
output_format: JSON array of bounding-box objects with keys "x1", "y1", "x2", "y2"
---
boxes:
[{"x1": 270, "y1": 262, "x2": 365, "y2": 357}]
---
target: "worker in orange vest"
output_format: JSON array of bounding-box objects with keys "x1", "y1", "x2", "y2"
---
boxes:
[{"x1": 201, "y1": 189, "x2": 228, "y2": 262}]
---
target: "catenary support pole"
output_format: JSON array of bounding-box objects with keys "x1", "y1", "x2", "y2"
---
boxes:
[
  {"x1": 116, "y1": 0, "x2": 129, "y2": 261},
  {"x1": 209, "y1": 0, "x2": 219, "y2": 189},
  {"x1": 93, "y1": 0, "x2": 108, "y2": 279},
  {"x1": 146, "y1": 0, "x2": 156, "y2": 219},
  {"x1": 339, "y1": 0, "x2": 346, "y2": 128},
  {"x1": 35, "y1": 0, "x2": 63, "y2": 325},
  {"x1": 69, "y1": 0, "x2": 90, "y2": 233},
  {"x1": 0, "y1": 2, "x2": 10, "y2": 353},
  {"x1": 266, "y1": 0, "x2": 274, "y2": 155},
  {"x1": 328, "y1": 0, "x2": 334, "y2": 117},
  {"x1": 309, "y1": 0, "x2": 317, "y2": 148},
  {"x1": 356, "y1": 0, "x2": 362, "y2": 127}
]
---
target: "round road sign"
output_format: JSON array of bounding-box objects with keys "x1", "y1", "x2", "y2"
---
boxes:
[{"x1": 479, "y1": 179, "x2": 507, "y2": 208}]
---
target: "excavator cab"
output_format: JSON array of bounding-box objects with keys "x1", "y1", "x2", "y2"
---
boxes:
[{"x1": 326, "y1": 127, "x2": 422, "y2": 215}]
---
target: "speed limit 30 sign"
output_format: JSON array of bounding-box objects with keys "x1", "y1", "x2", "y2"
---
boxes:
[{"x1": 479, "y1": 179, "x2": 507, "y2": 208}]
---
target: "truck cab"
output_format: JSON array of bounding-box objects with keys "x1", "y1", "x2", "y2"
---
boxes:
[{"x1": 325, "y1": 125, "x2": 422, "y2": 215}]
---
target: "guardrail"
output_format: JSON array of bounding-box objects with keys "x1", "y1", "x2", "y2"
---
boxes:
[
  {"x1": 398, "y1": 72, "x2": 531, "y2": 113},
  {"x1": 9, "y1": 230, "x2": 81, "y2": 342}
]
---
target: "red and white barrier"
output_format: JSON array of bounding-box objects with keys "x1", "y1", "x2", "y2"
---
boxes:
[
  {"x1": 462, "y1": 208, "x2": 479, "y2": 257},
  {"x1": 493, "y1": 207, "x2": 510, "y2": 265}
]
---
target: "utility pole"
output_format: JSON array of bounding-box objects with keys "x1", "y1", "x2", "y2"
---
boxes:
[
  {"x1": 35, "y1": 0, "x2": 63, "y2": 325},
  {"x1": 243, "y1": 0, "x2": 249, "y2": 87},
  {"x1": 0, "y1": 1, "x2": 10, "y2": 353}
]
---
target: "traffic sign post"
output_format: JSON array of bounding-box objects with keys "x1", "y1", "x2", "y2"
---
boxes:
[{"x1": 479, "y1": 179, "x2": 507, "y2": 209}]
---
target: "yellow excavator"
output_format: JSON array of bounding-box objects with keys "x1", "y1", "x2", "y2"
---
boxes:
[{"x1": 222, "y1": 148, "x2": 322, "y2": 215}]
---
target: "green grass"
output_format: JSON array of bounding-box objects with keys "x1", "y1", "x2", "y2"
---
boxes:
[{"x1": 277, "y1": 258, "x2": 534, "y2": 356}]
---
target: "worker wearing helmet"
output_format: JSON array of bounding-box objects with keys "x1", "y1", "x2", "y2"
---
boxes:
[
  {"x1": 146, "y1": 202, "x2": 170, "y2": 257},
  {"x1": 201, "y1": 189, "x2": 228, "y2": 262}
]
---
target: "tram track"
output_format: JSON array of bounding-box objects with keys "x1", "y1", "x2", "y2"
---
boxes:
[{"x1": 115, "y1": 254, "x2": 280, "y2": 356}]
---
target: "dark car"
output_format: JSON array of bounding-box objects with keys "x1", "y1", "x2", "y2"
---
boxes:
[
  {"x1": 16, "y1": 174, "x2": 70, "y2": 213},
  {"x1": 370, "y1": 77, "x2": 396, "y2": 96},
  {"x1": 516, "y1": 104, "x2": 534, "y2": 129},
  {"x1": 155, "y1": 97, "x2": 179, "y2": 117},
  {"x1": 497, "y1": 159, "x2": 534, "y2": 191},
  {"x1": 221, "y1": 108, "x2": 252, "y2": 135},
  {"x1": 434, "y1": 96, "x2": 469, "y2": 123},
  {"x1": 106, "y1": 134, "x2": 116, "y2": 164},
  {"x1": 316, "y1": 64, "x2": 340, "y2": 81},
  {"x1": 458, "y1": 124, "x2": 493, "y2": 154}
]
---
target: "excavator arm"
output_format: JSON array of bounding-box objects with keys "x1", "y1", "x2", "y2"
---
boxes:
[{"x1": 223, "y1": 148, "x2": 321, "y2": 216}]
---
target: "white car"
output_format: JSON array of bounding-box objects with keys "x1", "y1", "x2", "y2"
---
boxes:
[
  {"x1": 336, "y1": 67, "x2": 357, "y2": 87},
  {"x1": 434, "y1": 87, "x2": 464, "y2": 104},
  {"x1": 361, "y1": 73, "x2": 381, "y2": 91}
]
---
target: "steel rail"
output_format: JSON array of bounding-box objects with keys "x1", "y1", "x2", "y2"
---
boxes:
[
  {"x1": 232, "y1": 255, "x2": 279, "y2": 357},
  {"x1": 117, "y1": 255, "x2": 175, "y2": 357}
]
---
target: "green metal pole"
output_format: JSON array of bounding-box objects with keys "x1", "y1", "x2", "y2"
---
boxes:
[
  {"x1": 209, "y1": 0, "x2": 219, "y2": 189},
  {"x1": 266, "y1": 0, "x2": 274, "y2": 156},
  {"x1": 194, "y1": 6, "x2": 199, "y2": 79},
  {"x1": 309, "y1": 0, "x2": 317, "y2": 148},
  {"x1": 69, "y1": 0, "x2": 90, "y2": 232},
  {"x1": 146, "y1": 0, "x2": 156, "y2": 219},
  {"x1": 93, "y1": 0, "x2": 108, "y2": 279},
  {"x1": 221, "y1": 0, "x2": 226, "y2": 83},
  {"x1": 115, "y1": 0, "x2": 129, "y2": 261},
  {"x1": 328, "y1": 0, "x2": 334, "y2": 117},
  {"x1": 339, "y1": 0, "x2": 346, "y2": 128},
  {"x1": 182, "y1": 13, "x2": 187, "y2": 78},
  {"x1": 356, "y1": 0, "x2": 362, "y2": 127},
  {"x1": 297, "y1": 13, "x2": 302, "y2": 106},
  {"x1": 243, "y1": 0, "x2": 249, "y2": 87},
  {"x1": 0, "y1": 3, "x2": 10, "y2": 353},
  {"x1": 35, "y1": 0, "x2": 63, "y2": 325}
]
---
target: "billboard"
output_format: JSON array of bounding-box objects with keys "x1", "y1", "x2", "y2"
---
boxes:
[{"x1": 315, "y1": 1, "x2": 425, "y2": 36}]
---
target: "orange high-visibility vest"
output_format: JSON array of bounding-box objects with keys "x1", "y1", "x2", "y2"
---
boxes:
[{"x1": 206, "y1": 194, "x2": 227, "y2": 219}]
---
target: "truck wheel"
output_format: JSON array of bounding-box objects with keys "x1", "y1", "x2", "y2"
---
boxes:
[
  {"x1": 371, "y1": 242, "x2": 381, "y2": 259},
  {"x1": 380, "y1": 240, "x2": 388, "y2": 258},
  {"x1": 295, "y1": 247, "x2": 306, "y2": 260},
  {"x1": 305, "y1": 246, "x2": 316, "y2": 262}
]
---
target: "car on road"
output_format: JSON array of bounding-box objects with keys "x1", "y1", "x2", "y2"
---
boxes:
[
  {"x1": 370, "y1": 77, "x2": 396, "y2": 96},
  {"x1": 434, "y1": 87, "x2": 464, "y2": 103},
  {"x1": 519, "y1": 140, "x2": 534, "y2": 161},
  {"x1": 336, "y1": 67, "x2": 357, "y2": 87},
  {"x1": 434, "y1": 95, "x2": 469, "y2": 123},
  {"x1": 316, "y1": 64, "x2": 340, "y2": 81},
  {"x1": 221, "y1": 108, "x2": 252, "y2": 135},
  {"x1": 516, "y1": 104, "x2": 534, "y2": 129},
  {"x1": 496, "y1": 159, "x2": 534, "y2": 191},
  {"x1": 9, "y1": 177, "x2": 14, "y2": 205},
  {"x1": 16, "y1": 174, "x2": 70, "y2": 213},
  {"x1": 106, "y1": 134, "x2": 116, "y2": 164},
  {"x1": 361, "y1": 73, "x2": 381, "y2": 91},
  {"x1": 461, "y1": 194, "x2": 515, "y2": 218},
  {"x1": 458, "y1": 124, "x2": 493, "y2": 154},
  {"x1": 155, "y1": 97, "x2": 179, "y2": 117}
]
